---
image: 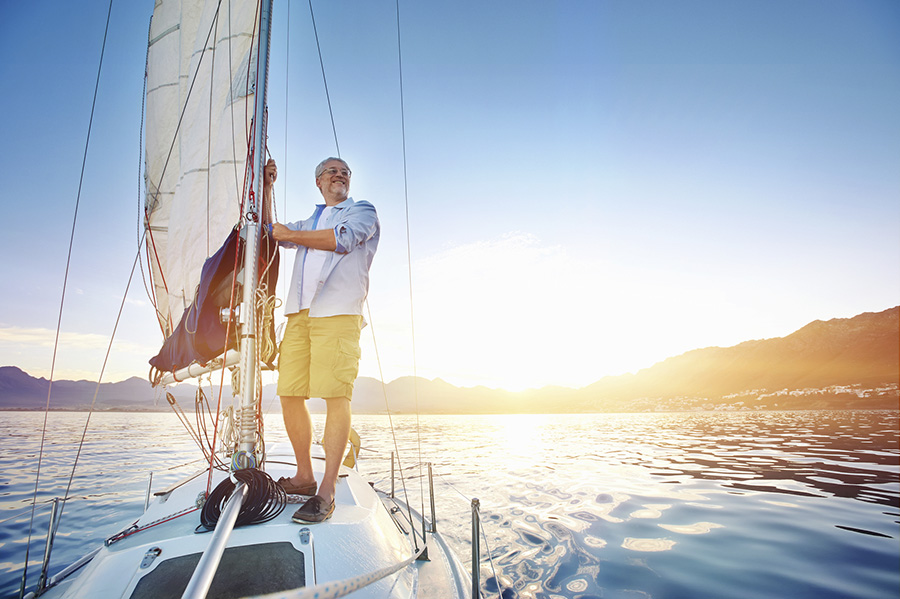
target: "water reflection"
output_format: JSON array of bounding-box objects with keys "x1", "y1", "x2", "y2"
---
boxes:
[
  {"x1": 621, "y1": 537, "x2": 677, "y2": 552},
  {"x1": 409, "y1": 410, "x2": 899, "y2": 599},
  {"x1": 633, "y1": 411, "x2": 900, "y2": 509},
  {"x1": 2, "y1": 410, "x2": 897, "y2": 599},
  {"x1": 658, "y1": 521, "x2": 723, "y2": 534}
]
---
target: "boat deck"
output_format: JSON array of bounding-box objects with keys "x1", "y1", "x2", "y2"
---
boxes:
[{"x1": 37, "y1": 445, "x2": 469, "y2": 599}]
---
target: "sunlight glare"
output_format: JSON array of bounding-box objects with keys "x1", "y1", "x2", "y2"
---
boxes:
[{"x1": 499, "y1": 414, "x2": 548, "y2": 461}]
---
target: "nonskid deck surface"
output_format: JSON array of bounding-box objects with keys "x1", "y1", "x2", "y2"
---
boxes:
[{"x1": 39, "y1": 445, "x2": 468, "y2": 599}]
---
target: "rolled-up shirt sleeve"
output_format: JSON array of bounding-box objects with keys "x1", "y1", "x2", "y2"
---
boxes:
[{"x1": 333, "y1": 200, "x2": 378, "y2": 254}]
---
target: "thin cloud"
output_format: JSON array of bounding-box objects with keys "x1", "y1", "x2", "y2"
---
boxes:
[{"x1": 0, "y1": 326, "x2": 153, "y2": 354}]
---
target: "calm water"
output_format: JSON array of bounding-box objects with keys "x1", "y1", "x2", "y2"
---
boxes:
[{"x1": 1, "y1": 410, "x2": 897, "y2": 599}]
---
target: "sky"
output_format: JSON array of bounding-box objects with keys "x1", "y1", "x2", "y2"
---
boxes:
[{"x1": 0, "y1": 0, "x2": 898, "y2": 392}]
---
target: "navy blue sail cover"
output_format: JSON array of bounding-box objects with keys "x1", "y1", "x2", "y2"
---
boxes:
[{"x1": 149, "y1": 227, "x2": 279, "y2": 375}]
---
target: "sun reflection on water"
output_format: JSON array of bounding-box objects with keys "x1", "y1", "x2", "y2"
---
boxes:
[
  {"x1": 2, "y1": 410, "x2": 897, "y2": 599},
  {"x1": 496, "y1": 413, "x2": 550, "y2": 463},
  {"x1": 621, "y1": 537, "x2": 678, "y2": 552}
]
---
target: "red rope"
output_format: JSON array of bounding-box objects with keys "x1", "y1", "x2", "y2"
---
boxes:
[
  {"x1": 107, "y1": 507, "x2": 200, "y2": 544},
  {"x1": 206, "y1": 62, "x2": 260, "y2": 492}
]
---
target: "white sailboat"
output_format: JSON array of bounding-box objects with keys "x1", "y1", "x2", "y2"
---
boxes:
[{"x1": 23, "y1": 1, "x2": 474, "y2": 597}]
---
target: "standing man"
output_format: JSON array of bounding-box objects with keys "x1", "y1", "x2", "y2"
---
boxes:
[{"x1": 265, "y1": 157, "x2": 379, "y2": 523}]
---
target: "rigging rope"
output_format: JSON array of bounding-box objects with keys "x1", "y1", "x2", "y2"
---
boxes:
[
  {"x1": 301, "y1": 0, "x2": 428, "y2": 556},
  {"x1": 25, "y1": 3, "x2": 497, "y2": 597},
  {"x1": 206, "y1": 4, "x2": 221, "y2": 255},
  {"x1": 364, "y1": 302, "x2": 417, "y2": 554},
  {"x1": 200, "y1": 0, "x2": 266, "y2": 493},
  {"x1": 279, "y1": 0, "x2": 291, "y2": 308},
  {"x1": 242, "y1": 546, "x2": 426, "y2": 599},
  {"x1": 136, "y1": 16, "x2": 161, "y2": 330},
  {"x1": 20, "y1": 2, "x2": 116, "y2": 596},
  {"x1": 136, "y1": 0, "x2": 270, "y2": 493},
  {"x1": 143, "y1": 0, "x2": 226, "y2": 338},
  {"x1": 307, "y1": 0, "x2": 341, "y2": 156},
  {"x1": 144, "y1": 0, "x2": 226, "y2": 216},
  {"x1": 392, "y1": 0, "x2": 431, "y2": 555}
]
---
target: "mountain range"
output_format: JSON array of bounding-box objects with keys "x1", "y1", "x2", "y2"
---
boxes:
[{"x1": 2, "y1": 306, "x2": 897, "y2": 413}]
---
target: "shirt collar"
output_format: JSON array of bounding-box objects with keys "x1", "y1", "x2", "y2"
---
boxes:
[{"x1": 317, "y1": 197, "x2": 354, "y2": 210}]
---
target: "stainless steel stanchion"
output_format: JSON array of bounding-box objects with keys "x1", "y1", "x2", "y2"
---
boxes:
[{"x1": 471, "y1": 498, "x2": 481, "y2": 598}]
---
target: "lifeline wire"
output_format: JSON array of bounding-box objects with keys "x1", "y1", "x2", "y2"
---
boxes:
[
  {"x1": 20, "y1": 2, "x2": 116, "y2": 596},
  {"x1": 431, "y1": 470, "x2": 504, "y2": 599},
  {"x1": 475, "y1": 500, "x2": 504, "y2": 599}
]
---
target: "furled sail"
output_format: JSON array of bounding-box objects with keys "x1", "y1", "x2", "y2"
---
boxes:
[{"x1": 144, "y1": 0, "x2": 258, "y2": 338}]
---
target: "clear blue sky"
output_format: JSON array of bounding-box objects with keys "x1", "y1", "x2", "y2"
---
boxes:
[{"x1": 1, "y1": 0, "x2": 898, "y2": 390}]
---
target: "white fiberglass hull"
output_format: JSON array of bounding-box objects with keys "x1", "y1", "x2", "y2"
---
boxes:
[{"x1": 34, "y1": 444, "x2": 469, "y2": 599}]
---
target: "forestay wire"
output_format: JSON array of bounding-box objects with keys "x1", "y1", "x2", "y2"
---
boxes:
[
  {"x1": 19, "y1": 1, "x2": 116, "y2": 596},
  {"x1": 22, "y1": 3, "x2": 256, "y2": 593}
]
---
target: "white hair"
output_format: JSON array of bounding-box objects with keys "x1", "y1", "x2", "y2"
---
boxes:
[{"x1": 315, "y1": 157, "x2": 351, "y2": 178}]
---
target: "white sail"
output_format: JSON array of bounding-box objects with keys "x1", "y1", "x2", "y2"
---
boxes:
[{"x1": 144, "y1": 0, "x2": 258, "y2": 337}]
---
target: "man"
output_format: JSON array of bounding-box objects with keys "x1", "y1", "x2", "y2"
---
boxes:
[{"x1": 265, "y1": 157, "x2": 379, "y2": 523}]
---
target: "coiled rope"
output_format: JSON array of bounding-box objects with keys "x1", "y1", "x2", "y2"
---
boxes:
[
  {"x1": 256, "y1": 281, "x2": 282, "y2": 366},
  {"x1": 200, "y1": 468, "x2": 286, "y2": 530}
]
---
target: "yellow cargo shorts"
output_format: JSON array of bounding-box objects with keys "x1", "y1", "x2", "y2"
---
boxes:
[{"x1": 277, "y1": 310, "x2": 364, "y2": 400}]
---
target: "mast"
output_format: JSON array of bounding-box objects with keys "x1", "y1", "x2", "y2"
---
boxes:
[{"x1": 236, "y1": 0, "x2": 275, "y2": 465}]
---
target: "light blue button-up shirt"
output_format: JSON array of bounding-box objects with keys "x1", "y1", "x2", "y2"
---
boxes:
[{"x1": 279, "y1": 197, "x2": 380, "y2": 317}]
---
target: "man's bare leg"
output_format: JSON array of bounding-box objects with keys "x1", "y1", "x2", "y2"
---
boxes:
[
  {"x1": 317, "y1": 396, "x2": 351, "y2": 504},
  {"x1": 280, "y1": 395, "x2": 317, "y2": 489}
]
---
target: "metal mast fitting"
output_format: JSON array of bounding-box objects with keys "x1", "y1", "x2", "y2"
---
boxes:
[{"x1": 236, "y1": 0, "x2": 274, "y2": 464}]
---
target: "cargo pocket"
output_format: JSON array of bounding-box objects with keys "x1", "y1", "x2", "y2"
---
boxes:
[{"x1": 334, "y1": 338, "x2": 362, "y2": 385}]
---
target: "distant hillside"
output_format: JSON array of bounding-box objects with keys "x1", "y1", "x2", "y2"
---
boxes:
[
  {"x1": 571, "y1": 306, "x2": 899, "y2": 412},
  {"x1": 0, "y1": 368, "x2": 196, "y2": 411},
  {"x1": 2, "y1": 307, "x2": 897, "y2": 413}
]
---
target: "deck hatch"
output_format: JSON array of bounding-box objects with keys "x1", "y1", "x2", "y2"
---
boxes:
[{"x1": 130, "y1": 541, "x2": 305, "y2": 598}]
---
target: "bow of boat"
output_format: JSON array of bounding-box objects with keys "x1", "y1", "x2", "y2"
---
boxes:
[{"x1": 33, "y1": 444, "x2": 469, "y2": 599}]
